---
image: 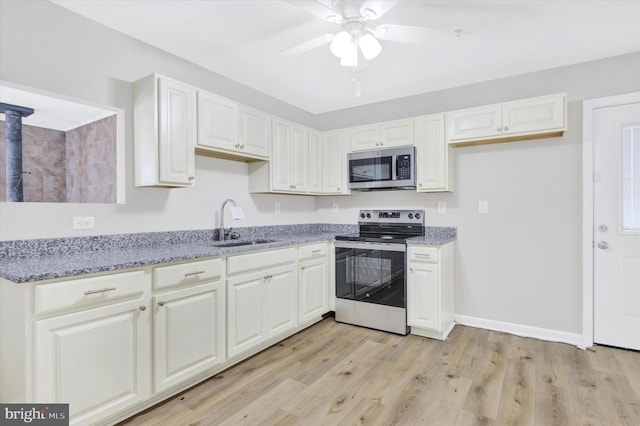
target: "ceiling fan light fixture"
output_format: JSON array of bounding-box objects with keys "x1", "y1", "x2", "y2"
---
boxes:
[
  {"x1": 330, "y1": 30, "x2": 352, "y2": 58},
  {"x1": 339, "y1": 42, "x2": 358, "y2": 67},
  {"x1": 359, "y1": 32, "x2": 382, "y2": 60}
]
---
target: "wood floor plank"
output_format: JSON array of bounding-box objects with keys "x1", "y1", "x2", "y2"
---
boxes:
[{"x1": 119, "y1": 319, "x2": 640, "y2": 426}]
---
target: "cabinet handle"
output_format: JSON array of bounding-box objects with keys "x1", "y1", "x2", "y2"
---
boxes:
[
  {"x1": 240, "y1": 144, "x2": 245, "y2": 149},
  {"x1": 312, "y1": 250, "x2": 322, "y2": 255},
  {"x1": 188, "y1": 176, "x2": 195, "y2": 181},
  {"x1": 158, "y1": 301, "x2": 165, "y2": 307},
  {"x1": 410, "y1": 268, "x2": 414, "y2": 273},
  {"x1": 139, "y1": 306, "x2": 147, "y2": 311},
  {"x1": 418, "y1": 183, "x2": 423, "y2": 187},
  {"x1": 337, "y1": 187, "x2": 340, "y2": 191},
  {"x1": 84, "y1": 287, "x2": 116, "y2": 295},
  {"x1": 496, "y1": 127, "x2": 502, "y2": 132},
  {"x1": 415, "y1": 253, "x2": 432, "y2": 259},
  {"x1": 184, "y1": 270, "x2": 205, "y2": 278},
  {"x1": 301, "y1": 267, "x2": 306, "y2": 270},
  {"x1": 503, "y1": 126, "x2": 508, "y2": 131}
]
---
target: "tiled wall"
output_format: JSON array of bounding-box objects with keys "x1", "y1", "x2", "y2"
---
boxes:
[
  {"x1": 0, "y1": 115, "x2": 116, "y2": 203},
  {"x1": 0, "y1": 124, "x2": 66, "y2": 202},
  {"x1": 66, "y1": 115, "x2": 117, "y2": 203}
]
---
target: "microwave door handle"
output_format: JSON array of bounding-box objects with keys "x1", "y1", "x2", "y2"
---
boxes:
[{"x1": 392, "y1": 156, "x2": 398, "y2": 181}]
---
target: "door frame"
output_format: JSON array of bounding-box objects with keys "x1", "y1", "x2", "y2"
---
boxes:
[{"x1": 582, "y1": 91, "x2": 640, "y2": 348}]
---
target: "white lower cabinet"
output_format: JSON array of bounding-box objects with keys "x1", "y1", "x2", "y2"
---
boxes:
[
  {"x1": 407, "y1": 242, "x2": 455, "y2": 340},
  {"x1": 31, "y1": 271, "x2": 151, "y2": 426},
  {"x1": 226, "y1": 248, "x2": 297, "y2": 358},
  {"x1": 298, "y1": 243, "x2": 329, "y2": 324}
]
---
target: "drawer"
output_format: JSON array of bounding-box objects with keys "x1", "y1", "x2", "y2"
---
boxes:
[
  {"x1": 227, "y1": 247, "x2": 296, "y2": 275},
  {"x1": 298, "y1": 242, "x2": 328, "y2": 260},
  {"x1": 154, "y1": 258, "x2": 223, "y2": 291},
  {"x1": 34, "y1": 270, "x2": 146, "y2": 316},
  {"x1": 409, "y1": 246, "x2": 439, "y2": 263}
]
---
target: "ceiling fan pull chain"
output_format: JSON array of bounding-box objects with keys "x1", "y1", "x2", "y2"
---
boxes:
[{"x1": 351, "y1": 67, "x2": 362, "y2": 98}]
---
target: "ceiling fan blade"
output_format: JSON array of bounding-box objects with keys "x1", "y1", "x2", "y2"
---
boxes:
[
  {"x1": 361, "y1": 0, "x2": 398, "y2": 20},
  {"x1": 373, "y1": 24, "x2": 440, "y2": 44},
  {"x1": 281, "y1": 33, "x2": 335, "y2": 56},
  {"x1": 284, "y1": 0, "x2": 342, "y2": 22}
]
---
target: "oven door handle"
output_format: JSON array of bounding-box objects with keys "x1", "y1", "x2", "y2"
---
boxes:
[{"x1": 334, "y1": 241, "x2": 406, "y2": 252}]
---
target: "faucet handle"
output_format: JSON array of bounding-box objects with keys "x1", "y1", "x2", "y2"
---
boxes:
[{"x1": 229, "y1": 231, "x2": 241, "y2": 240}]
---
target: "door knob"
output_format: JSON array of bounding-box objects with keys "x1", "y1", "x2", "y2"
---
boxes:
[
  {"x1": 598, "y1": 241, "x2": 609, "y2": 250},
  {"x1": 598, "y1": 224, "x2": 608, "y2": 232}
]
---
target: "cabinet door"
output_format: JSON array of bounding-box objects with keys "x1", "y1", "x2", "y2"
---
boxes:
[
  {"x1": 381, "y1": 119, "x2": 413, "y2": 148},
  {"x1": 227, "y1": 270, "x2": 266, "y2": 357},
  {"x1": 502, "y1": 93, "x2": 566, "y2": 136},
  {"x1": 298, "y1": 256, "x2": 328, "y2": 323},
  {"x1": 290, "y1": 124, "x2": 309, "y2": 193},
  {"x1": 350, "y1": 125, "x2": 380, "y2": 151},
  {"x1": 35, "y1": 299, "x2": 149, "y2": 425},
  {"x1": 322, "y1": 130, "x2": 347, "y2": 194},
  {"x1": 415, "y1": 113, "x2": 451, "y2": 192},
  {"x1": 265, "y1": 264, "x2": 297, "y2": 339},
  {"x1": 408, "y1": 262, "x2": 441, "y2": 331},
  {"x1": 197, "y1": 91, "x2": 237, "y2": 151},
  {"x1": 239, "y1": 105, "x2": 270, "y2": 158},
  {"x1": 308, "y1": 130, "x2": 323, "y2": 193},
  {"x1": 270, "y1": 118, "x2": 293, "y2": 191},
  {"x1": 153, "y1": 282, "x2": 225, "y2": 393},
  {"x1": 158, "y1": 77, "x2": 196, "y2": 186},
  {"x1": 447, "y1": 104, "x2": 502, "y2": 142}
]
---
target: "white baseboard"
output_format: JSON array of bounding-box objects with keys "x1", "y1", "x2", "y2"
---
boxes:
[{"x1": 454, "y1": 314, "x2": 585, "y2": 348}]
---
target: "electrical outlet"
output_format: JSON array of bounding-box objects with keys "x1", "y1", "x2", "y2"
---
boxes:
[
  {"x1": 437, "y1": 202, "x2": 446, "y2": 214},
  {"x1": 275, "y1": 202, "x2": 281, "y2": 214},
  {"x1": 332, "y1": 203, "x2": 339, "y2": 213},
  {"x1": 72, "y1": 216, "x2": 95, "y2": 229},
  {"x1": 478, "y1": 201, "x2": 489, "y2": 214}
]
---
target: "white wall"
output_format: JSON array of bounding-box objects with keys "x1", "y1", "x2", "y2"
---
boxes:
[{"x1": 2, "y1": 1, "x2": 640, "y2": 336}]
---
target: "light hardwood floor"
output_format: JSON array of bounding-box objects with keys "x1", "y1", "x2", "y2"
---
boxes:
[{"x1": 120, "y1": 318, "x2": 640, "y2": 425}]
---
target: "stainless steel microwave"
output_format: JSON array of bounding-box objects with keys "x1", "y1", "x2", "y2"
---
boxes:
[{"x1": 347, "y1": 146, "x2": 416, "y2": 191}]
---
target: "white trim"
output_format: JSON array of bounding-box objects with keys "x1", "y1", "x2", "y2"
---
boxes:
[
  {"x1": 454, "y1": 314, "x2": 584, "y2": 347},
  {"x1": 582, "y1": 92, "x2": 640, "y2": 349}
]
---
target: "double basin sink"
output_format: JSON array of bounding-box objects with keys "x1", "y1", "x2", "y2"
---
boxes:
[{"x1": 209, "y1": 239, "x2": 277, "y2": 248}]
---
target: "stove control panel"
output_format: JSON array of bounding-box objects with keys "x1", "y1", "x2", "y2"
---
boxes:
[{"x1": 358, "y1": 209, "x2": 425, "y2": 225}]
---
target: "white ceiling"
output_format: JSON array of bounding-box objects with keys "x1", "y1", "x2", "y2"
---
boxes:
[
  {"x1": 0, "y1": 85, "x2": 115, "y2": 131},
  {"x1": 52, "y1": 0, "x2": 640, "y2": 114}
]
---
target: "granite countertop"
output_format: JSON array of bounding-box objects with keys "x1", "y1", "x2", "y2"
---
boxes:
[
  {"x1": 407, "y1": 227, "x2": 457, "y2": 246},
  {"x1": 0, "y1": 224, "x2": 456, "y2": 284}
]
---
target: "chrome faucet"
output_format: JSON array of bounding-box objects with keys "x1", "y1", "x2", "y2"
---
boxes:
[{"x1": 219, "y1": 198, "x2": 237, "y2": 241}]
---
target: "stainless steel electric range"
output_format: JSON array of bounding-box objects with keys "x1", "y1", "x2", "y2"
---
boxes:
[{"x1": 334, "y1": 209, "x2": 425, "y2": 335}]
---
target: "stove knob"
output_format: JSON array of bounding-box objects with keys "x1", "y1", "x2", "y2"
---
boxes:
[
  {"x1": 360, "y1": 213, "x2": 366, "y2": 219},
  {"x1": 366, "y1": 213, "x2": 371, "y2": 219},
  {"x1": 408, "y1": 213, "x2": 414, "y2": 219},
  {"x1": 415, "y1": 213, "x2": 421, "y2": 219}
]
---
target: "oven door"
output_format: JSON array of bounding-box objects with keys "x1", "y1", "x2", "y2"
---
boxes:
[{"x1": 335, "y1": 241, "x2": 406, "y2": 308}]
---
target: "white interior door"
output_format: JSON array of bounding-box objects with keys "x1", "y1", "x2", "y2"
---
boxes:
[{"x1": 593, "y1": 101, "x2": 640, "y2": 350}]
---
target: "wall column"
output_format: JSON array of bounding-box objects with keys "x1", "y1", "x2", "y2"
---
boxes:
[{"x1": 1, "y1": 102, "x2": 34, "y2": 202}]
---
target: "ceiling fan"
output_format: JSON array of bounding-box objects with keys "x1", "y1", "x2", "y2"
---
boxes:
[{"x1": 282, "y1": 0, "x2": 441, "y2": 67}]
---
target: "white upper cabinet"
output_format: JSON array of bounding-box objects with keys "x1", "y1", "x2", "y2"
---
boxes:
[
  {"x1": 447, "y1": 93, "x2": 567, "y2": 146},
  {"x1": 197, "y1": 91, "x2": 238, "y2": 151},
  {"x1": 308, "y1": 130, "x2": 323, "y2": 194},
  {"x1": 134, "y1": 74, "x2": 196, "y2": 187},
  {"x1": 322, "y1": 129, "x2": 349, "y2": 194},
  {"x1": 238, "y1": 105, "x2": 270, "y2": 159},
  {"x1": 249, "y1": 117, "x2": 309, "y2": 194},
  {"x1": 196, "y1": 91, "x2": 270, "y2": 161},
  {"x1": 350, "y1": 118, "x2": 413, "y2": 151},
  {"x1": 414, "y1": 113, "x2": 453, "y2": 192}
]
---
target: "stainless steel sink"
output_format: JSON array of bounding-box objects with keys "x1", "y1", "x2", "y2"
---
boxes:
[{"x1": 210, "y1": 239, "x2": 277, "y2": 248}]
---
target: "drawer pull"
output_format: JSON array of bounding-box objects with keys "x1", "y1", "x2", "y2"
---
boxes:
[
  {"x1": 312, "y1": 250, "x2": 322, "y2": 255},
  {"x1": 158, "y1": 301, "x2": 165, "y2": 307},
  {"x1": 184, "y1": 270, "x2": 205, "y2": 278},
  {"x1": 139, "y1": 305, "x2": 147, "y2": 311},
  {"x1": 84, "y1": 287, "x2": 116, "y2": 295},
  {"x1": 416, "y1": 254, "x2": 432, "y2": 258}
]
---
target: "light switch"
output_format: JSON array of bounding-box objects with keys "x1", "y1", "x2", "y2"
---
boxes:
[
  {"x1": 275, "y1": 202, "x2": 281, "y2": 214},
  {"x1": 437, "y1": 202, "x2": 446, "y2": 214},
  {"x1": 332, "y1": 203, "x2": 339, "y2": 213},
  {"x1": 72, "y1": 216, "x2": 95, "y2": 229},
  {"x1": 478, "y1": 201, "x2": 489, "y2": 214}
]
